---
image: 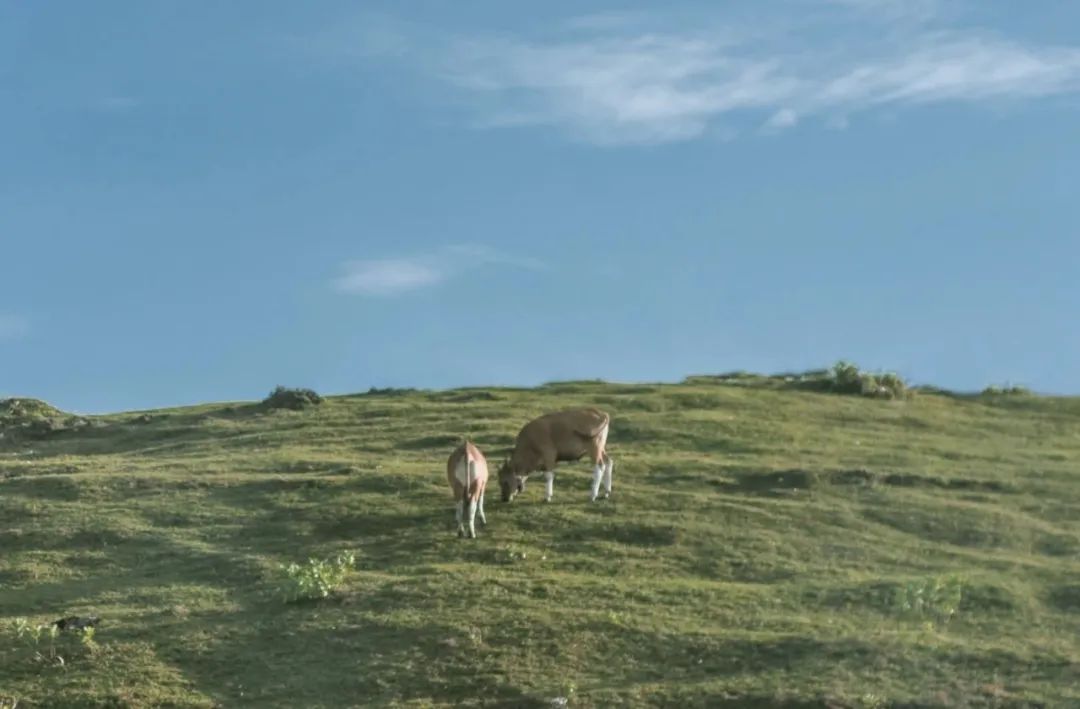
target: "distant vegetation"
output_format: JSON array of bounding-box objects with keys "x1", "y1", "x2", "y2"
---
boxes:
[
  {"x1": 684, "y1": 361, "x2": 911, "y2": 400},
  {"x1": 0, "y1": 397, "x2": 65, "y2": 423},
  {"x1": 982, "y1": 384, "x2": 1033, "y2": 397},
  {"x1": 260, "y1": 386, "x2": 324, "y2": 411},
  {"x1": 0, "y1": 397, "x2": 96, "y2": 440},
  {"x1": 827, "y1": 360, "x2": 910, "y2": 400}
]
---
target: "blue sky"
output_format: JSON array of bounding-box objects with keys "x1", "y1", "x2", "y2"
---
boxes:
[{"x1": 2, "y1": 0, "x2": 1079, "y2": 412}]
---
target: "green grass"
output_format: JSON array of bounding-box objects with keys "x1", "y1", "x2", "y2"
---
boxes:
[{"x1": 1, "y1": 376, "x2": 1078, "y2": 708}]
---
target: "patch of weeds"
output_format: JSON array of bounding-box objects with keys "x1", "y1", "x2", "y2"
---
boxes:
[
  {"x1": 550, "y1": 680, "x2": 577, "y2": 707},
  {"x1": 492, "y1": 546, "x2": 529, "y2": 565},
  {"x1": 856, "y1": 693, "x2": 887, "y2": 709},
  {"x1": 275, "y1": 551, "x2": 356, "y2": 603},
  {"x1": 886, "y1": 575, "x2": 966, "y2": 627},
  {"x1": 9, "y1": 616, "x2": 100, "y2": 670}
]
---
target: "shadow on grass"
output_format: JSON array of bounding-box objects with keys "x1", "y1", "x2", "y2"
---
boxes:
[
  {"x1": 165, "y1": 605, "x2": 553, "y2": 707},
  {"x1": 645, "y1": 465, "x2": 1016, "y2": 497}
]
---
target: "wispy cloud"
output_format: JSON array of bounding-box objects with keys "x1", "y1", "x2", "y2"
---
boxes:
[
  {"x1": 334, "y1": 259, "x2": 443, "y2": 296},
  {"x1": 333, "y1": 2, "x2": 1080, "y2": 145},
  {"x1": 764, "y1": 107, "x2": 800, "y2": 132},
  {"x1": 333, "y1": 244, "x2": 545, "y2": 297},
  {"x1": 0, "y1": 314, "x2": 28, "y2": 340}
]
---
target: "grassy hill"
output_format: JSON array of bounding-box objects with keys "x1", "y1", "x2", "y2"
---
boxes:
[{"x1": 1, "y1": 374, "x2": 1078, "y2": 708}]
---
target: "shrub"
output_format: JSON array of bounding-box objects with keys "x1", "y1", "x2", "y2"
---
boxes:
[
  {"x1": 982, "y1": 384, "x2": 1031, "y2": 397},
  {"x1": 365, "y1": 386, "x2": 418, "y2": 397},
  {"x1": 829, "y1": 361, "x2": 908, "y2": 400},
  {"x1": 830, "y1": 361, "x2": 864, "y2": 394},
  {"x1": 262, "y1": 386, "x2": 324, "y2": 411},
  {"x1": 0, "y1": 398, "x2": 98, "y2": 440},
  {"x1": 0, "y1": 398, "x2": 64, "y2": 423},
  {"x1": 276, "y1": 551, "x2": 355, "y2": 603}
]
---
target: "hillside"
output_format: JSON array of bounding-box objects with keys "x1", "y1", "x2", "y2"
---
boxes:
[{"x1": 1, "y1": 376, "x2": 1079, "y2": 708}]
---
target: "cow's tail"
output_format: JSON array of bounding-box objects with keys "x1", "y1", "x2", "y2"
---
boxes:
[{"x1": 466, "y1": 458, "x2": 477, "y2": 500}]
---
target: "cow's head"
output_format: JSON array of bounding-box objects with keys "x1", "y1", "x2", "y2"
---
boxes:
[{"x1": 498, "y1": 458, "x2": 526, "y2": 502}]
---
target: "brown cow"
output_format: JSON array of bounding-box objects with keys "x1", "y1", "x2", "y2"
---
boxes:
[
  {"x1": 498, "y1": 408, "x2": 613, "y2": 503},
  {"x1": 446, "y1": 440, "x2": 489, "y2": 538}
]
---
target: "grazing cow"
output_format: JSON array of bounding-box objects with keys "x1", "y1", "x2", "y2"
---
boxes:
[
  {"x1": 498, "y1": 408, "x2": 613, "y2": 503},
  {"x1": 447, "y1": 440, "x2": 489, "y2": 538}
]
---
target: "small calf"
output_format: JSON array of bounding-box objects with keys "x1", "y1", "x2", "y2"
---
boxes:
[{"x1": 447, "y1": 440, "x2": 489, "y2": 538}]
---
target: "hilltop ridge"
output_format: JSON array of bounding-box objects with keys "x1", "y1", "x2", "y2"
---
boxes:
[{"x1": 1, "y1": 372, "x2": 1078, "y2": 707}]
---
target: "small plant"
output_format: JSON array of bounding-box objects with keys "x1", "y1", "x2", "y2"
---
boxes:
[
  {"x1": 493, "y1": 546, "x2": 528, "y2": 565},
  {"x1": 549, "y1": 680, "x2": 577, "y2": 707},
  {"x1": 857, "y1": 693, "x2": 887, "y2": 709},
  {"x1": 887, "y1": 575, "x2": 965, "y2": 627},
  {"x1": 277, "y1": 551, "x2": 355, "y2": 602},
  {"x1": 9, "y1": 617, "x2": 99, "y2": 668},
  {"x1": 78, "y1": 626, "x2": 98, "y2": 653}
]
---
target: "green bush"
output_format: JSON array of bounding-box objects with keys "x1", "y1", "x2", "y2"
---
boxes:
[
  {"x1": 829, "y1": 361, "x2": 908, "y2": 400},
  {"x1": 0, "y1": 398, "x2": 64, "y2": 423},
  {"x1": 276, "y1": 552, "x2": 355, "y2": 602},
  {"x1": 982, "y1": 384, "x2": 1031, "y2": 397},
  {"x1": 262, "y1": 386, "x2": 324, "y2": 411}
]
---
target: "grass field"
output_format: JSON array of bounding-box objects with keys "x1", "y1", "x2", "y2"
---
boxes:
[{"x1": 2, "y1": 374, "x2": 1079, "y2": 708}]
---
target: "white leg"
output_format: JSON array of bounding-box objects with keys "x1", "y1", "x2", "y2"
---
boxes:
[
  {"x1": 478, "y1": 492, "x2": 487, "y2": 525},
  {"x1": 455, "y1": 500, "x2": 464, "y2": 537},
  {"x1": 544, "y1": 471, "x2": 554, "y2": 502},
  {"x1": 590, "y1": 464, "x2": 603, "y2": 502},
  {"x1": 603, "y1": 457, "x2": 614, "y2": 498},
  {"x1": 466, "y1": 499, "x2": 477, "y2": 538}
]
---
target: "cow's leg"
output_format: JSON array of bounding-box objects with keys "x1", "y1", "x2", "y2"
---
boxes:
[
  {"x1": 478, "y1": 490, "x2": 487, "y2": 525},
  {"x1": 590, "y1": 462, "x2": 604, "y2": 502},
  {"x1": 544, "y1": 471, "x2": 555, "y2": 502},
  {"x1": 602, "y1": 456, "x2": 614, "y2": 498},
  {"x1": 465, "y1": 497, "x2": 477, "y2": 538}
]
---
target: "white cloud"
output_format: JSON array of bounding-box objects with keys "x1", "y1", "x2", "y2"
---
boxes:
[
  {"x1": 0, "y1": 314, "x2": 28, "y2": 340},
  {"x1": 826, "y1": 114, "x2": 851, "y2": 130},
  {"x1": 764, "y1": 108, "x2": 800, "y2": 131},
  {"x1": 333, "y1": 244, "x2": 544, "y2": 297},
  {"x1": 337, "y1": 2, "x2": 1080, "y2": 145},
  {"x1": 334, "y1": 259, "x2": 443, "y2": 296}
]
